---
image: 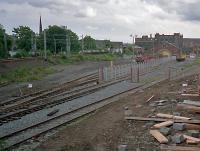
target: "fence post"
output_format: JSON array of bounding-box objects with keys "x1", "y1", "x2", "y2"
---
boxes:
[
  {"x1": 98, "y1": 67, "x2": 103, "y2": 84},
  {"x1": 110, "y1": 61, "x2": 113, "y2": 80},
  {"x1": 137, "y1": 65, "x2": 140, "y2": 82},
  {"x1": 168, "y1": 67, "x2": 171, "y2": 81},
  {"x1": 131, "y1": 67, "x2": 134, "y2": 82}
]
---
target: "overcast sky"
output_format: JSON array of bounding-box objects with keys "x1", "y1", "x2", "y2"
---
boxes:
[{"x1": 1, "y1": 0, "x2": 200, "y2": 42}]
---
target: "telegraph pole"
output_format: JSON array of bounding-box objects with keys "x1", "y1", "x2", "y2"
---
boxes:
[
  {"x1": 54, "y1": 36, "x2": 56, "y2": 55},
  {"x1": 152, "y1": 37, "x2": 155, "y2": 57},
  {"x1": 68, "y1": 35, "x2": 71, "y2": 56},
  {"x1": 34, "y1": 35, "x2": 37, "y2": 53},
  {"x1": 66, "y1": 34, "x2": 68, "y2": 56},
  {"x1": 44, "y1": 30, "x2": 47, "y2": 60},
  {"x1": 12, "y1": 35, "x2": 15, "y2": 51},
  {"x1": 81, "y1": 35, "x2": 84, "y2": 52},
  {"x1": 65, "y1": 34, "x2": 71, "y2": 57},
  {"x1": 31, "y1": 34, "x2": 34, "y2": 51},
  {"x1": 3, "y1": 31, "x2": 8, "y2": 57}
]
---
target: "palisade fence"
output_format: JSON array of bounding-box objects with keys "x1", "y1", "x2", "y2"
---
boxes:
[{"x1": 98, "y1": 57, "x2": 176, "y2": 83}]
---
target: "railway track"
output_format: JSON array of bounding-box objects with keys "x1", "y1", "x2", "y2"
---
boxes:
[
  {"x1": 0, "y1": 63, "x2": 163, "y2": 125},
  {"x1": 0, "y1": 72, "x2": 98, "y2": 107},
  {"x1": 0, "y1": 77, "x2": 142, "y2": 150},
  {"x1": 0, "y1": 57, "x2": 179, "y2": 150},
  {"x1": 0, "y1": 73, "x2": 100, "y2": 124},
  {"x1": 0, "y1": 76, "x2": 130, "y2": 125}
]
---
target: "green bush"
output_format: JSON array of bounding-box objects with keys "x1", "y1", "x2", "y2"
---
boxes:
[
  {"x1": 14, "y1": 50, "x2": 30, "y2": 58},
  {"x1": 0, "y1": 49, "x2": 6, "y2": 58}
]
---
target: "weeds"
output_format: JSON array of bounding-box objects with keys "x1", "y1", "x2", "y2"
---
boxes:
[
  {"x1": 0, "y1": 67, "x2": 54, "y2": 84},
  {"x1": 47, "y1": 53, "x2": 120, "y2": 65}
]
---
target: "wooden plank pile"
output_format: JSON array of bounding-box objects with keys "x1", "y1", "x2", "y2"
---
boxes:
[
  {"x1": 177, "y1": 100, "x2": 200, "y2": 113},
  {"x1": 125, "y1": 112, "x2": 200, "y2": 150}
]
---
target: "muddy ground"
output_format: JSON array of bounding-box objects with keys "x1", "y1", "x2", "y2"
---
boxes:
[{"x1": 34, "y1": 74, "x2": 200, "y2": 151}]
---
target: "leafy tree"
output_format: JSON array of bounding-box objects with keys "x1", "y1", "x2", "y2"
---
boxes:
[
  {"x1": 0, "y1": 25, "x2": 4, "y2": 57},
  {"x1": 13, "y1": 26, "x2": 35, "y2": 51},
  {"x1": 41, "y1": 25, "x2": 80, "y2": 53},
  {"x1": 83, "y1": 35, "x2": 96, "y2": 50},
  {"x1": 0, "y1": 25, "x2": 11, "y2": 58}
]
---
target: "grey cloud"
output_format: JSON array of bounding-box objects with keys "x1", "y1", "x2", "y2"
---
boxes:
[
  {"x1": 1, "y1": 0, "x2": 77, "y2": 13},
  {"x1": 74, "y1": 12, "x2": 87, "y2": 18},
  {"x1": 83, "y1": 0, "x2": 109, "y2": 4},
  {"x1": 0, "y1": 9, "x2": 6, "y2": 14},
  {"x1": 141, "y1": 0, "x2": 200, "y2": 21}
]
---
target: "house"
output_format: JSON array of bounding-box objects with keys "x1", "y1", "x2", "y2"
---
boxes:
[
  {"x1": 95, "y1": 40, "x2": 110, "y2": 51},
  {"x1": 95, "y1": 40, "x2": 123, "y2": 53},
  {"x1": 110, "y1": 41, "x2": 123, "y2": 53}
]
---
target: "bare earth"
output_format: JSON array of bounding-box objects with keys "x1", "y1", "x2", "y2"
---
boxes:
[{"x1": 35, "y1": 74, "x2": 200, "y2": 151}]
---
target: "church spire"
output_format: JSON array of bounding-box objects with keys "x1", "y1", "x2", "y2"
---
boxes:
[{"x1": 39, "y1": 15, "x2": 43, "y2": 35}]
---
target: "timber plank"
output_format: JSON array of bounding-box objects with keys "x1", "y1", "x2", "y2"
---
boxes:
[
  {"x1": 150, "y1": 130, "x2": 168, "y2": 144},
  {"x1": 160, "y1": 145, "x2": 200, "y2": 151},
  {"x1": 183, "y1": 100, "x2": 200, "y2": 107},
  {"x1": 153, "y1": 121, "x2": 173, "y2": 128},
  {"x1": 156, "y1": 113, "x2": 191, "y2": 120},
  {"x1": 185, "y1": 124, "x2": 200, "y2": 130},
  {"x1": 183, "y1": 134, "x2": 200, "y2": 142},
  {"x1": 177, "y1": 104, "x2": 200, "y2": 113},
  {"x1": 125, "y1": 117, "x2": 200, "y2": 124}
]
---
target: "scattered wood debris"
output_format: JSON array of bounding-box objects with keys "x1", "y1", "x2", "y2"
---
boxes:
[
  {"x1": 125, "y1": 76, "x2": 200, "y2": 149},
  {"x1": 182, "y1": 100, "x2": 200, "y2": 107},
  {"x1": 160, "y1": 145, "x2": 200, "y2": 151},
  {"x1": 186, "y1": 139, "x2": 199, "y2": 145},
  {"x1": 125, "y1": 117, "x2": 200, "y2": 124},
  {"x1": 153, "y1": 121, "x2": 173, "y2": 129},
  {"x1": 185, "y1": 124, "x2": 200, "y2": 130},
  {"x1": 156, "y1": 113, "x2": 191, "y2": 120},
  {"x1": 146, "y1": 95, "x2": 154, "y2": 103},
  {"x1": 181, "y1": 93, "x2": 199, "y2": 97},
  {"x1": 177, "y1": 104, "x2": 200, "y2": 113},
  {"x1": 183, "y1": 134, "x2": 200, "y2": 142},
  {"x1": 150, "y1": 130, "x2": 168, "y2": 144}
]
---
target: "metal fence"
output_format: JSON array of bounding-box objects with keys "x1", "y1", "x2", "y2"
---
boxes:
[{"x1": 98, "y1": 57, "x2": 174, "y2": 83}]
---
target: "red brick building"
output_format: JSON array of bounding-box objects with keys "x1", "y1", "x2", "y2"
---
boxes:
[{"x1": 135, "y1": 33, "x2": 183, "y2": 56}]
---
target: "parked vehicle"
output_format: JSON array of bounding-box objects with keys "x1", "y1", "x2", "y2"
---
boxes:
[
  {"x1": 135, "y1": 55, "x2": 152, "y2": 63},
  {"x1": 135, "y1": 56, "x2": 145, "y2": 63}
]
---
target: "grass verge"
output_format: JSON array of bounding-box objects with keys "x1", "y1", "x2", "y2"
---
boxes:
[
  {"x1": 47, "y1": 54, "x2": 120, "y2": 65},
  {"x1": 0, "y1": 67, "x2": 55, "y2": 85}
]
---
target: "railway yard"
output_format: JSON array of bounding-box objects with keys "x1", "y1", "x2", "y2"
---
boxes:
[{"x1": 0, "y1": 57, "x2": 200, "y2": 151}]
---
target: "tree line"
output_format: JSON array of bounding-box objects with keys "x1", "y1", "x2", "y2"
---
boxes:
[{"x1": 0, "y1": 24, "x2": 96, "y2": 58}]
